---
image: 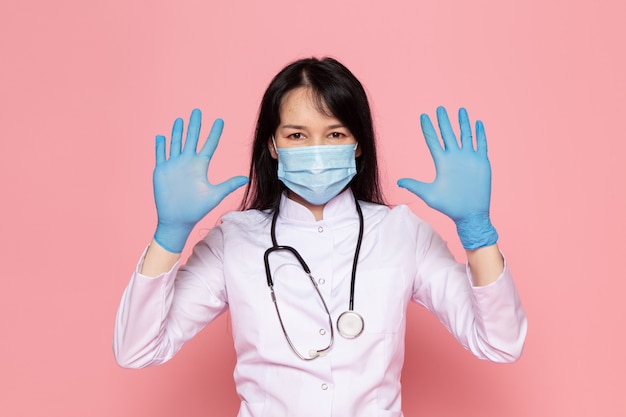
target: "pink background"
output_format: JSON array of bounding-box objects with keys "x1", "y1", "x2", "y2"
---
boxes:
[{"x1": 1, "y1": 0, "x2": 625, "y2": 415}]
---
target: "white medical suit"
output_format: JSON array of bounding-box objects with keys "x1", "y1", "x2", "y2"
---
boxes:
[{"x1": 114, "y1": 190, "x2": 527, "y2": 417}]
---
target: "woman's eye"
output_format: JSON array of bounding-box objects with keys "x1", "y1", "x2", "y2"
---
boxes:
[
  {"x1": 288, "y1": 133, "x2": 304, "y2": 139},
  {"x1": 329, "y1": 132, "x2": 345, "y2": 138}
]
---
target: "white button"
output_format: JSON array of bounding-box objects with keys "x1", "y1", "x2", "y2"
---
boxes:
[
  {"x1": 317, "y1": 226, "x2": 324, "y2": 233},
  {"x1": 321, "y1": 383, "x2": 328, "y2": 390},
  {"x1": 319, "y1": 329, "x2": 326, "y2": 335},
  {"x1": 318, "y1": 278, "x2": 325, "y2": 285}
]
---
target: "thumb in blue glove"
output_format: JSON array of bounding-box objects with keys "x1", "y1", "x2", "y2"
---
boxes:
[
  {"x1": 397, "y1": 106, "x2": 498, "y2": 250},
  {"x1": 153, "y1": 109, "x2": 249, "y2": 253}
]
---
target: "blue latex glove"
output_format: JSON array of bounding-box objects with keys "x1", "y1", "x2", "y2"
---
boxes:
[
  {"x1": 397, "y1": 106, "x2": 498, "y2": 250},
  {"x1": 153, "y1": 109, "x2": 249, "y2": 253}
]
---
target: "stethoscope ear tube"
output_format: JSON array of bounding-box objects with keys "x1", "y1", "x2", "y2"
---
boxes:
[
  {"x1": 264, "y1": 245, "x2": 312, "y2": 287},
  {"x1": 265, "y1": 244, "x2": 335, "y2": 360}
]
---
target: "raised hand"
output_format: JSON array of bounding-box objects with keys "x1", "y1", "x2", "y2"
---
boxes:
[
  {"x1": 153, "y1": 109, "x2": 249, "y2": 253},
  {"x1": 397, "y1": 106, "x2": 498, "y2": 250}
]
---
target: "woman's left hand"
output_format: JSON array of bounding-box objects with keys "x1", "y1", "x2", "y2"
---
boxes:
[{"x1": 397, "y1": 106, "x2": 498, "y2": 250}]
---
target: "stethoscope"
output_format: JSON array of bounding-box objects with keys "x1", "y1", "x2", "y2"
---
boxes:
[{"x1": 263, "y1": 195, "x2": 365, "y2": 360}]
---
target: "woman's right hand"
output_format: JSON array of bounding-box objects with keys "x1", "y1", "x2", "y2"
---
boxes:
[{"x1": 153, "y1": 109, "x2": 249, "y2": 253}]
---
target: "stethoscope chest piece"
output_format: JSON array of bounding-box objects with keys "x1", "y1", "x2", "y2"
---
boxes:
[{"x1": 337, "y1": 310, "x2": 364, "y2": 339}]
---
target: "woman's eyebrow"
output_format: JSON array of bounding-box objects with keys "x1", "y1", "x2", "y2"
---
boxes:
[{"x1": 280, "y1": 123, "x2": 347, "y2": 130}]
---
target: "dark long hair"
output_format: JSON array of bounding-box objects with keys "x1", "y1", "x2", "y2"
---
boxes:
[{"x1": 240, "y1": 57, "x2": 385, "y2": 211}]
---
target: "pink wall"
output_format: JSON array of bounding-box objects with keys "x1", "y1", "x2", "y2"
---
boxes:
[{"x1": 2, "y1": 0, "x2": 624, "y2": 415}]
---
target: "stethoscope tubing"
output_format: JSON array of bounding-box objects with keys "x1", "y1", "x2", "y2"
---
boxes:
[
  {"x1": 266, "y1": 193, "x2": 363, "y2": 307},
  {"x1": 264, "y1": 192, "x2": 365, "y2": 358},
  {"x1": 349, "y1": 199, "x2": 364, "y2": 310}
]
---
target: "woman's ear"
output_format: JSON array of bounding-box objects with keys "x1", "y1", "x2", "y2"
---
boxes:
[
  {"x1": 268, "y1": 137, "x2": 278, "y2": 159},
  {"x1": 355, "y1": 142, "x2": 362, "y2": 158}
]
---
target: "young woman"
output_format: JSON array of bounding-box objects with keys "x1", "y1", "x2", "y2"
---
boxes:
[{"x1": 114, "y1": 57, "x2": 527, "y2": 417}]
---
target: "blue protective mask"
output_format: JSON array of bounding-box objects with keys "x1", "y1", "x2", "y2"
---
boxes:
[{"x1": 274, "y1": 139, "x2": 358, "y2": 205}]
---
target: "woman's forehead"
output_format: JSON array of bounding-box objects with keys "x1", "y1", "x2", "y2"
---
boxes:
[{"x1": 279, "y1": 87, "x2": 339, "y2": 126}]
